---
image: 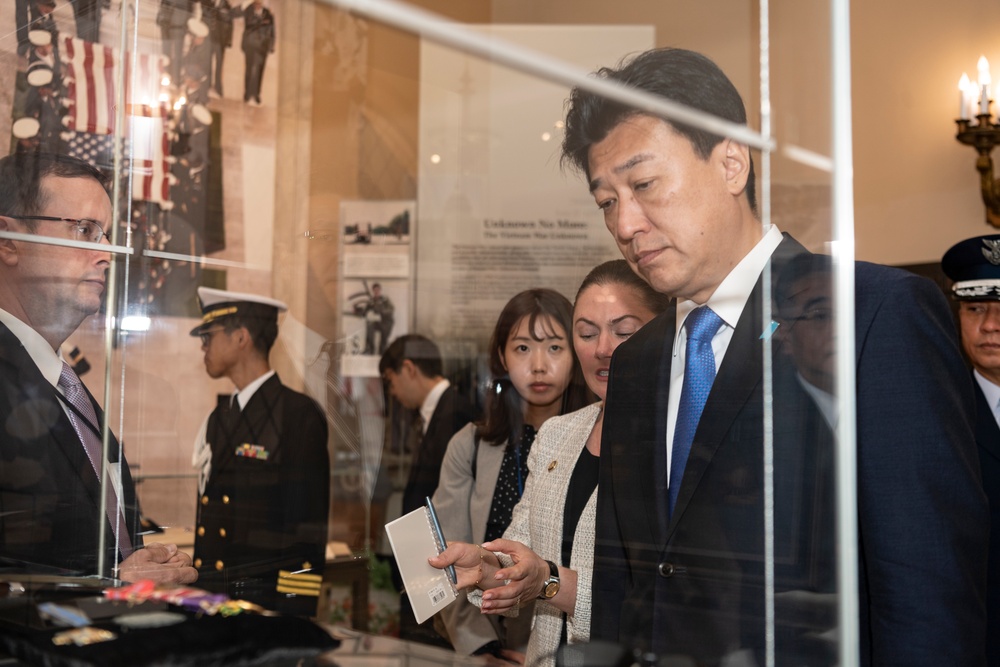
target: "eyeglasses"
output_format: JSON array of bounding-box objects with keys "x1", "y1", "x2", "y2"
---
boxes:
[
  {"x1": 199, "y1": 328, "x2": 227, "y2": 345},
  {"x1": 4, "y1": 215, "x2": 111, "y2": 244},
  {"x1": 791, "y1": 307, "x2": 833, "y2": 325}
]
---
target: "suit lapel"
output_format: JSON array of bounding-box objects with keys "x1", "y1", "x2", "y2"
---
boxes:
[
  {"x1": 608, "y1": 311, "x2": 676, "y2": 550},
  {"x1": 0, "y1": 323, "x2": 104, "y2": 509}
]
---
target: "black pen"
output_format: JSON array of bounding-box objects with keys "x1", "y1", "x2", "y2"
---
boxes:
[{"x1": 425, "y1": 496, "x2": 457, "y2": 586}]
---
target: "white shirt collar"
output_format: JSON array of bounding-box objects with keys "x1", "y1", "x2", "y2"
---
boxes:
[
  {"x1": 675, "y1": 224, "x2": 783, "y2": 336},
  {"x1": 235, "y1": 369, "x2": 276, "y2": 409},
  {"x1": 420, "y1": 379, "x2": 450, "y2": 434},
  {"x1": 974, "y1": 370, "x2": 1000, "y2": 421},
  {"x1": 797, "y1": 373, "x2": 838, "y2": 430},
  {"x1": 0, "y1": 307, "x2": 64, "y2": 387}
]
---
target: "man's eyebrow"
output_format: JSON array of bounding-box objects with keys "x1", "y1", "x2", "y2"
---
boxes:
[{"x1": 589, "y1": 153, "x2": 655, "y2": 192}]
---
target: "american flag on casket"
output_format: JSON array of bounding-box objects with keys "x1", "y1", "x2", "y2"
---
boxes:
[{"x1": 60, "y1": 37, "x2": 172, "y2": 206}]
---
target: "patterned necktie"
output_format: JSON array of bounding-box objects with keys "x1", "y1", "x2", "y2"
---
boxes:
[
  {"x1": 406, "y1": 413, "x2": 425, "y2": 464},
  {"x1": 669, "y1": 306, "x2": 724, "y2": 515},
  {"x1": 57, "y1": 361, "x2": 133, "y2": 557}
]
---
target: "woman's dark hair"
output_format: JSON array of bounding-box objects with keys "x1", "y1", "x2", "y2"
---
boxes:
[
  {"x1": 478, "y1": 288, "x2": 592, "y2": 445},
  {"x1": 575, "y1": 259, "x2": 671, "y2": 316}
]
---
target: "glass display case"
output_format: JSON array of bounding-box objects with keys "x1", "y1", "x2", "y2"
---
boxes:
[{"x1": 7, "y1": 1, "x2": 982, "y2": 666}]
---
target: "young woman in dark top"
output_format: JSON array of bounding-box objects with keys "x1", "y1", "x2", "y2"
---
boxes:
[{"x1": 431, "y1": 287, "x2": 590, "y2": 659}]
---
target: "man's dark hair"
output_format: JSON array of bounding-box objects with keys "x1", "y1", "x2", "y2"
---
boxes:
[
  {"x1": 0, "y1": 152, "x2": 111, "y2": 232},
  {"x1": 218, "y1": 308, "x2": 280, "y2": 358},
  {"x1": 561, "y1": 47, "x2": 757, "y2": 213},
  {"x1": 379, "y1": 334, "x2": 444, "y2": 379}
]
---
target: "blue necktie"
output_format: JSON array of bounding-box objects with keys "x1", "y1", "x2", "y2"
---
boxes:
[{"x1": 669, "y1": 306, "x2": 723, "y2": 515}]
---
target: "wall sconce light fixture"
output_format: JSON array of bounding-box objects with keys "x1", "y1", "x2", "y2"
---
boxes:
[{"x1": 956, "y1": 55, "x2": 1000, "y2": 228}]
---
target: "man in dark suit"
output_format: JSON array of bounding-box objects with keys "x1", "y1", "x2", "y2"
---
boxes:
[
  {"x1": 199, "y1": 0, "x2": 234, "y2": 97},
  {"x1": 942, "y1": 235, "x2": 1000, "y2": 667},
  {"x1": 379, "y1": 334, "x2": 475, "y2": 516},
  {"x1": 0, "y1": 152, "x2": 197, "y2": 584},
  {"x1": 561, "y1": 48, "x2": 989, "y2": 665},
  {"x1": 379, "y1": 333, "x2": 474, "y2": 644},
  {"x1": 190, "y1": 287, "x2": 330, "y2": 616}
]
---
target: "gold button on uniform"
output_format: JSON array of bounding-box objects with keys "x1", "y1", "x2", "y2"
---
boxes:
[
  {"x1": 201, "y1": 495, "x2": 209, "y2": 505},
  {"x1": 219, "y1": 528, "x2": 227, "y2": 537},
  {"x1": 194, "y1": 558, "x2": 202, "y2": 568},
  {"x1": 197, "y1": 526, "x2": 205, "y2": 536},
  {"x1": 302, "y1": 561, "x2": 311, "y2": 570},
  {"x1": 215, "y1": 560, "x2": 224, "y2": 571},
  {"x1": 222, "y1": 495, "x2": 230, "y2": 504}
]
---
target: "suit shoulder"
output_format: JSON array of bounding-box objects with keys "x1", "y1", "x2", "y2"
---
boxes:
[
  {"x1": 855, "y1": 261, "x2": 942, "y2": 299},
  {"x1": 854, "y1": 261, "x2": 952, "y2": 325}
]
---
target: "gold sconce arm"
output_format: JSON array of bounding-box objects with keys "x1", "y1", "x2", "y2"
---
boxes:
[{"x1": 956, "y1": 114, "x2": 1000, "y2": 228}]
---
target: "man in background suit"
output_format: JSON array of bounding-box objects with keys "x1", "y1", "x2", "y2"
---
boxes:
[
  {"x1": 190, "y1": 287, "x2": 330, "y2": 616},
  {"x1": 0, "y1": 152, "x2": 196, "y2": 584},
  {"x1": 379, "y1": 333, "x2": 474, "y2": 644},
  {"x1": 942, "y1": 235, "x2": 1000, "y2": 667},
  {"x1": 561, "y1": 48, "x2": 988, "y2": 665},
  {"x1": 380, "y1": 334, "x2": 475, "y2": 517}
]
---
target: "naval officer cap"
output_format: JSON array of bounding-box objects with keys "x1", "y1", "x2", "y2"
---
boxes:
[
  {"x1": 942, "y1": 234, "x2": 1000, "y2": 301},
  {"x1": 189, "y1": 287, "x2": 288, "y2": 336}
]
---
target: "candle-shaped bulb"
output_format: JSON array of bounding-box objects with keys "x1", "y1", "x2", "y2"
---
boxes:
[
  {"x1": 960, "y1": 73, "x2": 971, "y2": 119},
  {"x1": 979, "y1": 56, "x2": 992, "y2": 115}
]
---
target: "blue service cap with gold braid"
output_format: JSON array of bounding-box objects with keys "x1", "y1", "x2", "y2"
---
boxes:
[
  {"x1": 189, "y1": 287, "x2": 288, "y2": 336},
  {"x1": 942, "y1": 234, "x2": 1000, "y2": 301}
]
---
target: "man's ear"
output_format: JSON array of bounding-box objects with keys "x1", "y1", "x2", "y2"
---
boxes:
[
  {"x1": 0, "y1": 217, "x2": 20, "y2": 267},
  {"x1": 235, "y1": 326, "x2": 252, "y2": 350},
  {"x1": 400, "y1": 358, "x2": 418, "y2": 379},
  {"x1": 722, "y1": 139, "x2": 751, "y2": 197}
]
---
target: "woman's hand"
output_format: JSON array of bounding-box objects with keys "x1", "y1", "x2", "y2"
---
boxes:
[
  {"x1": 428, "y1": 541, "x2": 497, "y2": 590},
  {"x1": 477, "y1": 538, "x2": 549, "y2": 613}
]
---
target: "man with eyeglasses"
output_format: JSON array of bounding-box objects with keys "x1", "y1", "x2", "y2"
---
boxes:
[
  {"x1": 773, "y1": 253, "x2": 837, "y2": 429},
  {"x1": 189, "y1": 287, "x2": 330, "y2": 616},
  {"x1": 0, "y1": 152, "x2": 197, "y2": 584}
]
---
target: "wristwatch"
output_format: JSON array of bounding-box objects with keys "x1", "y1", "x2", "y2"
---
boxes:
[{"x1": 538, "y1": 560, "x2": 560, "y2": 600}]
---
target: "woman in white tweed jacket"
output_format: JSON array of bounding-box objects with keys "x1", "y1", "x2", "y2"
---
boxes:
[{"x1": 431, "y1": 261, "x2": 669, "y2": 667}]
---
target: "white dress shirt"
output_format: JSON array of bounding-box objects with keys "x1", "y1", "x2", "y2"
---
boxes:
[
  {"x1": 420, "y1": 378, "x2": 450, "y2": 435},
  {"x1": 974, "y1": 369, "x2": 1000, "y2": 429}
]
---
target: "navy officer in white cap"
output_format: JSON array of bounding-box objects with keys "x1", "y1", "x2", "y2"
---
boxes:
[
  {"x1": 190, "y1": 286, "x2": 330, "y2": 616},
  {"x1": 943, "y1": 235, "x2": 1000, "y2": 667}
]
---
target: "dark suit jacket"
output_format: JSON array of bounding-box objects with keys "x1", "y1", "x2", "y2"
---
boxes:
[
  {"x1": 401, "y1": 385, "x2": 475, "y2": 516},
  {"x1": 973, "y1": 381, "x2": 1000, "y2": 667},
  {"x1": 0, "y1": 322, "x2": 141, "y2": 576},
  {"x1": 593, "y1": 237, "x2": 989, "y2": 666},
  {"x1": 193, "y1": 373, "x2": 329, "y2": 615}
]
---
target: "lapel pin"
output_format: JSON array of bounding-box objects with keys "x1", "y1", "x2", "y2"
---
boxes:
[{"x1": 548, "y1": 460, "x2": 557, "y2": 471}]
